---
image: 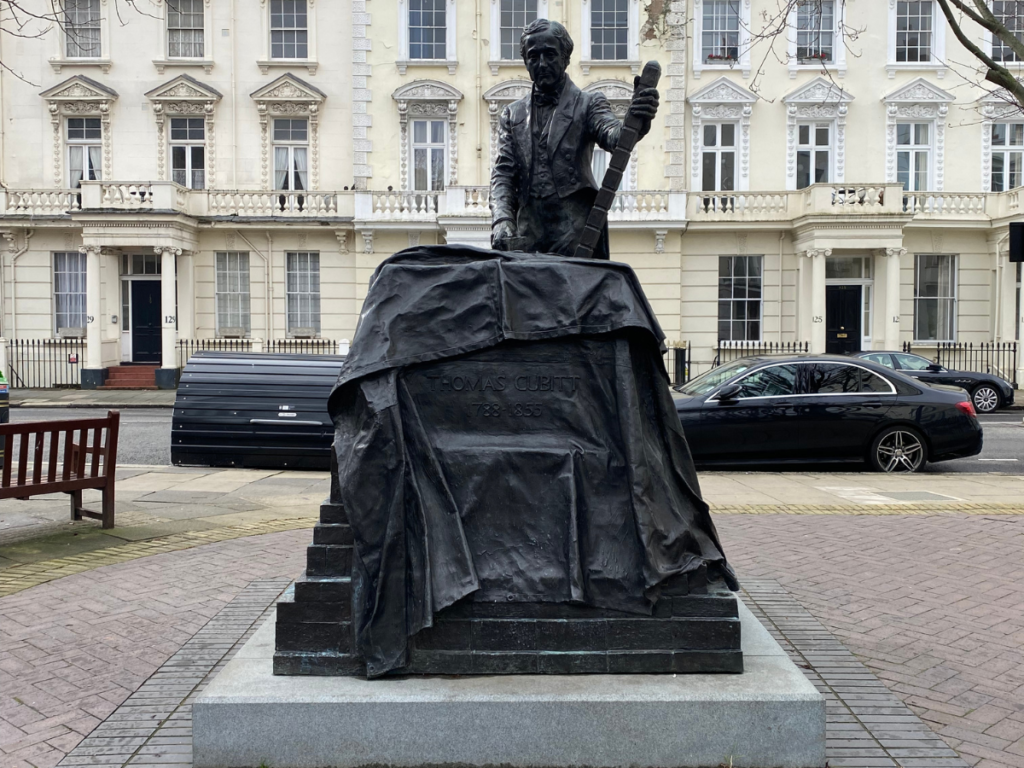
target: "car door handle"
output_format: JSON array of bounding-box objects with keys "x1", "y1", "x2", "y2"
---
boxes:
[
  {"x1": 772, "y1": 400, "x2": 794, "y2": 407},
  {"x1": 862, "y1": 401, "x2": 884, "y2": 408}
]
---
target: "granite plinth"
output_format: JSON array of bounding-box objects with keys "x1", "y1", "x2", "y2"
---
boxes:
[{"x1": 194, "y1": 599, "x2": 825, "y2": 768}]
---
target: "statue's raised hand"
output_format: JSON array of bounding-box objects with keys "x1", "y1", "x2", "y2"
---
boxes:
[{"x1": 629, "y1": 75, "x2": 660, "y2": 138}]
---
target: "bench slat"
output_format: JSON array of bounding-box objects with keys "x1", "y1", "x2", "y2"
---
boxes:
[
  {"x1": 62, "y1": 428, "x2": 73, "y2": 481},
  {"x1": 16, "y1": 432, "x2": 28, "y2": 486},
  {"x1": 47, "y1": 429, "x2": 59, "y2": 483},
  {"x1": 90, "y1": 427, "x2": 102, "y2": 477},
  {"x1": 32, "y1": 433, "x2": 44, "y2": 485}
]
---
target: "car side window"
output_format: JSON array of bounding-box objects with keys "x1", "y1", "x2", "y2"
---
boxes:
[
  {"x1": 735, "y1": 365, "x2": 798, "y2": 398},
  {"x1": 860, "y1": 370, "x2": 894, "y2": 393},
  {"x1": 804, "y1": 363, "x2": 861, "y2": 394},
  {"x1": 862, "y1": 353, "x2": 895, "y2": 369},
  {"x1": 894, "y1": 353, "x2": 932, "y2": 371}
]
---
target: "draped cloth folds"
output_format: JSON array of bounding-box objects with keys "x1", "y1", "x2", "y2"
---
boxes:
[{"x1": 328, "y1": 245, "x2": 738, "y2": 678}]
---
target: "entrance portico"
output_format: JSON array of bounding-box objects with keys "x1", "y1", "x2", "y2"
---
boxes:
[
  {"x1": 794, "y1": 214, "x2": 909, "y2": 354},
  {"x1": 77, "y1": 216, "x2": 197, "y2": 388}
]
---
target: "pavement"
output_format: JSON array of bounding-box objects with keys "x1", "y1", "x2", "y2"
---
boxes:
[
  {"x1": 8, "y1": 386, "x2": 1024, "y2": 410},
  {"x1": 2, "y1": 466, "x2": 1023, "y2": 768},
  {"x1": 9, "y1": 390, "x2": 177, "y2": 409}
]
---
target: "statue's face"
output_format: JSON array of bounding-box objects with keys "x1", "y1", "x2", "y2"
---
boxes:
[{"x1": 523, "y1": 30, "x2": 566, "y2": 91}]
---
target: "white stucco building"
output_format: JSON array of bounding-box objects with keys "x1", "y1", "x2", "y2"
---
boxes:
[{"x1": 0, "y1": 0, "x2": 1020, "y2": 388}]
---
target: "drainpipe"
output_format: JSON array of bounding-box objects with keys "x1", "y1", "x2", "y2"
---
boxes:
[
  {"x1": 8, "y1": 229, "x2": 34, "y2": 340},
  {"x1": 994, "y1": 232, "x2": 1009, "y2": 343},
  {"x1": 778, "y1": 232, "x2": 784, "y2": 341},
  {"x1": 266, "y1": 231, "x2": 274, "y2": 339},
  {"x1": 231, "y1": 0, "x2": 238, "y2": 188},
  {"x1": 234, "y1": 230, "x2": 272, "y2": 341},
  {"x1": 475, "y1": 0, "x2": 482, "y2": 184},
  {"x1": 0, "y1": 28, "x2": 6, "y2": 186}
]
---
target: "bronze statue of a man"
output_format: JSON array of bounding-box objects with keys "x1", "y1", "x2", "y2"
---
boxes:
[{"x1": 490, "y1": 19, "x2": 659, "y2": 258}]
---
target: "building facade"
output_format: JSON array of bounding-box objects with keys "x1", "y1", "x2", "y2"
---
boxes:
[{"x1": 0, "y1": 0, "x2": 1021, "y2": 387}]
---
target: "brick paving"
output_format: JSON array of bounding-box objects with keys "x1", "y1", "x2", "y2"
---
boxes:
[
  {"x1": 0, "y1": 519, "x2": 315, "y2": 598},
  {"x1": 720, "y1": 515, "x2": 1024, "y2": 768},
  {"x1": 2, "y1": 514, "x2": 1022, "y2": 768},
  {"x1": 44, "y1": 577, "x2": 969, "y2": 768},
  {"x1": 0, "y1": 531, "x2": 308, "y2": 768}
]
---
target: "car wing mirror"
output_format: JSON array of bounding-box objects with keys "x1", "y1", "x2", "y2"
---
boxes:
[
  {"x1": 716, "y1": 383, "x2": 742, "y2": 402},
  {"x1": 926, "y1": 364, "x2": 943, "y2": 372}
]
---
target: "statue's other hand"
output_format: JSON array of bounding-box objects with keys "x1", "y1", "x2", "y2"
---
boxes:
[
  {"x1": 630, "y1": 77, "x2": 660, "y2": 137},
  {"x1": 492, "y1": 220, "x2": 517, "y2": 251}
]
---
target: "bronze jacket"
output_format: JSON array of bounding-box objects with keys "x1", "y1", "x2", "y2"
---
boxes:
[{"x1": 490, "y1": 77, "x2": 622, "y2": 226}]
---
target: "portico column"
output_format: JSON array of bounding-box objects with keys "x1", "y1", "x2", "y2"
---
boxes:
[
  {"x1": 156, "y1": 246, "x2": 181, "y2": 388},
  {"x1": 882, "y1": 248, "x2": 906, "y2": 350},
  {"x1": 80, "y1": 245, "x2": 104, "y2": 376},
  {"x1": 806, "y1": 249, "x2": 829, "y2": 354}
]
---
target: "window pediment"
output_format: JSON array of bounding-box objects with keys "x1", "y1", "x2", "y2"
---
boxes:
[
  {"x1": 250, "y1": 73, "x2": 327, "y2": 106},
  {"x1": 689, "y1": 77, "x2": 758, "y2": 106},
  {"x1": 40, "y1": 75, "x2": 118, "y2": 106},
  {"x1": 483, "y1": 80, "x2": 531, "y2": 105},
  {"x1": 883, "y1": 77, "x2": 954, "y2": 105},
  {"x1": 146, "y1": 74, "x2": 222, "y2": 103},
  {"x1": 784, "y1": 77, "x2": 854, "y2": 106},
  {"x1": 977, "y1": 88, "x2": 1021, "y2": 121},
  {"x1": 147, "y1": 75, "x2": 221, "y2": 118},
  {"x1": 393, "y1": 80, "x2": 464, "y2": 104}
]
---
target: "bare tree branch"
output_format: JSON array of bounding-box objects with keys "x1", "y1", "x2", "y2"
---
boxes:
[{"x1": 936, "y1": 0, "x2": 1024, "y2": 107}]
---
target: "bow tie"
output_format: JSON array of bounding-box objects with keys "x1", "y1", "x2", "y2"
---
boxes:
[{"x1": 533, "y1": 89, "x2": 560, "y2": 108}]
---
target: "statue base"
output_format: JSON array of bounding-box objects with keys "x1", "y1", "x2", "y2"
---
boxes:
[
  {"x1": 274, "y1": 499, "x2": 742, "y2": 677},
  {"x1": 194, "y1": 595, "x2": 824, "y2": 768}
]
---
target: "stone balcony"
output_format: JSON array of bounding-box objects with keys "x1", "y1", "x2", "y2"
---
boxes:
[
  {"x1": 689, "y1": 183, "x2": 1015, "y2": 225},
  {"x1": 0, "y1": 181, "x2": 1019, "y2": 229}
]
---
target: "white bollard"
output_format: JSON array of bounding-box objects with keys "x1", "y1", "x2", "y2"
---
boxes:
[{"x1": 338, "y1": 339, "x2": 350, "y2": 356}]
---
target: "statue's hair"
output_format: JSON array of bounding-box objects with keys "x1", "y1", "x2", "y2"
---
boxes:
[{"x1": 520, "y1": 18, "x2": 574, "y2": 65}]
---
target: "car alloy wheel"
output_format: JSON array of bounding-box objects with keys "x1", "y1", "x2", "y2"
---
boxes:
[
  {"x1": 972, "y1": 386, "x2": 1000, "y2": 414},
  {"x1": 874, "y1": 429, "x2": 926, "y2": 473}
]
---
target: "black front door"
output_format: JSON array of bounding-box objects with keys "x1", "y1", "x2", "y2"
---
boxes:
[
  {"x1": 825, "y1": 285, "x2": 862, "y2": 355},
  {"x1": 131, "y1": 281, "x2": 162, "y2": 363}
]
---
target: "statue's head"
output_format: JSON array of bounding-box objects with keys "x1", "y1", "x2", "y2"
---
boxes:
[{"x1": 520, "y1": 19, "x2": 573, "y2": 90}]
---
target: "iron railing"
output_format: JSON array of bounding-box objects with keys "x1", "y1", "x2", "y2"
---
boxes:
[
  {"x1": 265, "y1": 339, "x2": 339, "y2": 355},
  {"x1": 664, "y1": 342, "x2": 691, "y2": 385},
  {"x1": 713, "y1": 340, "x2": 810, "y2": 367},
  {"x1": 5, "y1": 339, "x2": 85, "y2": 389},
  {"x1": 903, "y1": 341, "x2": 1018, "y2": 388},
  {"x1": 176, "y1": 339, "x2": 253, "y2": 368}
]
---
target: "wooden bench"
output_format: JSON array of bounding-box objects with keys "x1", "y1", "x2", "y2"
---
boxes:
[{"x1": 0, "y1": 410, "x2": 120, "y2": 529}]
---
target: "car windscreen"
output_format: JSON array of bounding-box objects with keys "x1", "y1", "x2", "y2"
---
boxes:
[{"x1": 676, "y1": 360, "x2": 758, "y2": 396}]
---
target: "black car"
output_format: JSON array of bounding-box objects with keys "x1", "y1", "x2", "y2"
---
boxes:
[
  {"x1": 672, "y1": 355, "x2": 983, "y2": 472},
  {"x1": 851, "y1": 351, "x2": 1014, "y2": 414}
]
